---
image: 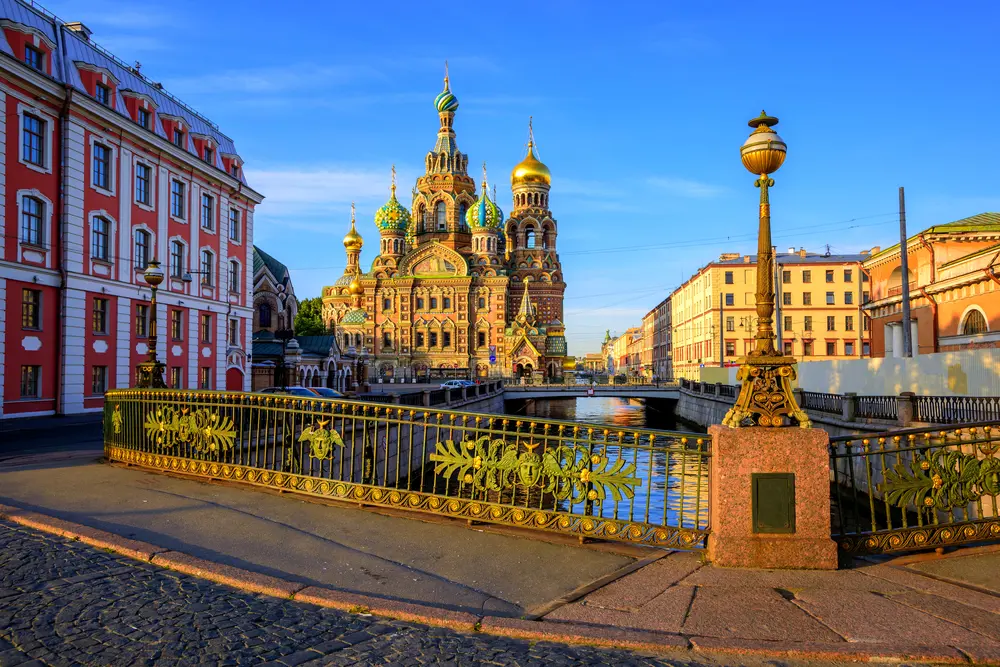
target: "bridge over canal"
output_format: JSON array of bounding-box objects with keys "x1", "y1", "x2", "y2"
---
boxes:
[{"x1": 502, "y1": 383, "x2": 680, "y2": 400}]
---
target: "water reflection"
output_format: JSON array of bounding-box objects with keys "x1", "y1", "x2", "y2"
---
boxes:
[{"x1": 502, "y1": 397, "x2": 710, "y2": 534}]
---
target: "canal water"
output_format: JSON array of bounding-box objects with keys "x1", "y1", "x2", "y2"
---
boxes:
[
  {"x1": 501, "y1": 397, "x2": 709, "y2": 533},
  {"x1": 503, "y1": 396, "x2": 701, "y2": 433}
]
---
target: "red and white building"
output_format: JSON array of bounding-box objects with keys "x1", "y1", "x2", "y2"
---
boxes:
[{"x1": 0, "y1": 1, "x2": 263, "y2": 418}]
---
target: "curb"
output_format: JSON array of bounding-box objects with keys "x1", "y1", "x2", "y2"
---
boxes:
[{"x1": 0, "y1": 502, "x2": 991, "y2": 663}]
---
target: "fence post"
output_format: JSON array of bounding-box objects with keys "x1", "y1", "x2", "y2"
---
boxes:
[
  {"x1": 390, "y1": 393, "x2": 401, "y2": 405},
  {"x1": 422, "y1": 390, "x2": 431, "y2": 407},
  {"x1": 444, "y1": 389, "x2": 452, "y2": 405},
  {"x1": 897, "y1": 392, "x2": 915, "y2": 427},
  {"x1": 843, "y1": 392, "x2": 857, "y2": 422},
  {"x1": 460, "y1": 386, "x2": 467, "y2": 401}
]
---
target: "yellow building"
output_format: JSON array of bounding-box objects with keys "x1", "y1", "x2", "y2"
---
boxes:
[{"x1": 671, "y1": 249, "x2": 871, "y2": 380}]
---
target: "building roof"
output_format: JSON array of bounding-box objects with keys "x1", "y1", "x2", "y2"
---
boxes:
[
  {"x1": 717, "y1": 252, "x2": 866, "y2": 265},
  {"x1": 253, "y1": 246, "x2": 290, "y2": 285},
  {"x1": 0, "y1": 0, "x2": 251, "y2": 188},
  {"x1": 867, "y1": 212, "x2": 1000, "y2": 262}
]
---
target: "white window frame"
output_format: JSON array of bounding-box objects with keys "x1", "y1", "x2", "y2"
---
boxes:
[
  {"x1": 16, "y1": 189, "x2": 55, "y2": 268},
  {"x1": 200, "y1": 192, "x2": 216, "y2": 233},
  {"x1": 133, "y1": 159, "x2": 155, "y2": 210},
  {"x1": 88, "y1": 210, "x2": 117, "y2": 265},
  {"x1": 168, "y1": 237, "x2": 188, "y2": 280},
  {"x1": 228, "y1": 258, "x2": 241, "y2": 294},
  {"x1": 17, "y1": 102, "x2": 54, "y2": 174},
  {"x1": 169, "y1": 178, "x2": 188, "y2": 223},
  {"x1": 133, "y1": 224, "x2": 154, "y2": 272},
  {"x1": 87, "y1": 134, "x2": 118, "y2": 197},
  {"x1": 228, "y1": 207, "x2": 242, "y2": 244},
  {"x1": 199, "y1": 247, "x2": 216, "y2": 287}
]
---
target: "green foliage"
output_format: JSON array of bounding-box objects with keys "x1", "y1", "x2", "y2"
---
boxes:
[{"x1": 294, "y1": 297, "x2": 326, "y2": 336}]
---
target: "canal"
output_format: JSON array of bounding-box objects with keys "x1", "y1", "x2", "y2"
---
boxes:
[{"x1": 503, "y1": 396, "x2": 702, "y2": 433}]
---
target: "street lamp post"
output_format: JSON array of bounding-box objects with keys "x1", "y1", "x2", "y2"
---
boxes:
[
  {"x1": 136, "y1": 260, "x2": 167, "y2": 388},
  {"x1": 723, "y1": 112, "x2": 811, "y2": 428}
]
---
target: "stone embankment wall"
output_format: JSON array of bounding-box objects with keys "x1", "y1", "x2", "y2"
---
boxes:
[{"x1": 677, "y1": 390, "x2": 895, "y2": 438}]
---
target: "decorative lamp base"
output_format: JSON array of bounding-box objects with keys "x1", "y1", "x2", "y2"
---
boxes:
[
  {"x1": 722, "y1": 355, "x2": 811, "y2": 428},
  {"x1": 136, "y1": 361, "x2": 167, "y2": 389}
]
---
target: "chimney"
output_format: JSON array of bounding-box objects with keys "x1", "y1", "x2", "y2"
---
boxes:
[
  {"x1": 787, "y1": 247, "x2": 795, "y2": 254},
  {"x1": 798, "y1": 247, "x2": 807, "y2": 258},
  {"x1": 860, "y1": 250, "x2": 869, "y2": 256},
  {"x1": 718, "y1": 252, "x2": 739, "y2": 261},
  {"x1": 871, "y1": 245, "x2": 881, "y2": 254},
  {"x1": 64, "y1": 22, "x2": 92, "y2": 41},
  {"x1": 743, "y1": 255, "x2": 751, "y2": 263}
]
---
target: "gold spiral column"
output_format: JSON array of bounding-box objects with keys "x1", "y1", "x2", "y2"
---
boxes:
[{"x1": 722, "y1": 112, "x2": 811, "y2": 428}]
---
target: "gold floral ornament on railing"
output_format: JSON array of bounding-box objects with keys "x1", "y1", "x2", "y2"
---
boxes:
[
  {"x1": 143, "y1": 407, "x2": 237, "y2": 454},
  {"x1": 299, "y1": 419, "x2": 345, "y2": 460},
  {"x1": 881, "y1": 448, "x2": 1000, "y2": 511},
  {"x1": 430, "y1": 437, "x2": 640, "y2": 502},
  {"x1": 111, "y1": 404, "x2": 123, "y2": 434}
]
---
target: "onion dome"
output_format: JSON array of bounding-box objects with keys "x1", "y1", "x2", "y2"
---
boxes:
[
  {"x1": 348, "y1": 276, "x2": 363, "y2": 296},
  {"x1": 466, "y1": 165, "x2": 504, "y2": 231},
  {"x1": 343, "y1": 204, "x2": 363, "y2": 250},
  {"x1": 562, "y1": 358, "x2": 577, "y2": 371},
  {"x1": 511, "y1": 118, "x2": 551, "y2": 186},
  {"x1": 374, "y1": 166, "x2": 410, "y2": 232},
  {"x1": 434, "y1": 64, "x2": 459, "y2": 113}
]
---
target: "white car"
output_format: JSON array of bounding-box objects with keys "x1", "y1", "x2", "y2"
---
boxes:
[{"x1": 439, "y1": 380, "x2": 469, "y2": 390}]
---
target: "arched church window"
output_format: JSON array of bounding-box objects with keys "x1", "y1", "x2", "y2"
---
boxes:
[
  {"x1": 259, "y1": 303, "x2": 272, "y2": 328},
  {"x1": 962, "y1": 309, "x2": 988, "y2": 335},
  {"x1": 459, "y1": 202, "x2": 468, "y2": 226},
  {"x1": 416, "y1": 204, "x2": 426, "y2": 233},
  {"x1": 436, "y1": 201, "x2": 447, "y2": 230},
  {"x1": 478, "y1": 297, "x2": 486, "y2": 309},
  {"x1": 526, "y1": 229, "x2": 536, "y2": 249}
]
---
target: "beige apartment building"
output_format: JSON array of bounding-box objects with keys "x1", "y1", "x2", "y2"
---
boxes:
[{"x1": 671, "y1": 249, "x2": 871, "y2": 380}]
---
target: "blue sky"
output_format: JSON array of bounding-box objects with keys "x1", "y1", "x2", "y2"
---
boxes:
[{"x1": 46, "y1": 0, "x2": 1000, "y2": 354}]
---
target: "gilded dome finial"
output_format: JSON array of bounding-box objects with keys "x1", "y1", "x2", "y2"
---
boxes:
[
  {"x1": 390, "y1": 164, "x2": 397, "y2": 198},
  {"x1": 511, "y1": 117, "x2": 551, "y2": 187},
  {"x1": 481, "y1": 161, "x2": 488, "y2": 192},
  {"x1": 343, "y1": 202, "x2": 364, "y2": 249},
  {"x1": 444, "y1": 60, "x2": 449, "y2": 88}
]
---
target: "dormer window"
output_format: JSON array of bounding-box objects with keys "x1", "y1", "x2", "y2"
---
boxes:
[
  {"x1": 137, "y1": 107, "x2": 150, "y2": 130},
  {"x1": 203, "y1": 146, "x2": 213, "y2": 165},
  {"x1": 231, "y1": 163, "x2": 240, "y2": 178},
  {"x1": 173, "y1": 128, "x2": 185, "y2": 148},
  {"x1": 24, "y1": 45, "x2": 43, "y2": 71},
  {"x1": 95, "y1": 83, "x2": 110, "y2": 106}
]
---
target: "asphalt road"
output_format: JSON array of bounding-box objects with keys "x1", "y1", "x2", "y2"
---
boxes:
[{"x1": 0, "y1": 415, "x2": 103, "y2": 461}]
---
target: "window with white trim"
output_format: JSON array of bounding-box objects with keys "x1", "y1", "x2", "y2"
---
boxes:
[
  {"x1": 171, "y1": 180, "x2": 186, "y2": 219},
  {"x1": 200, "y1": 194, "x2": 214, "y2": 230},
  {"x1": 134, "y1": 229, "x2": 150, "y2": 269},
  {"x1": 200, "y1": 249, "x2": 214, "y2": 286},
  {"x1": 92, "y1": 143, "x2": 111, "y2": 190},
  {"x1": 91, "y1": 216, "x2": 110, "y2": 261},
  {"x1": 170, "y1": 240, "x2": 185, "y2": 278},
  {"x1": 229, "y1": 259, "x2": 239, "y2": 293},
  {"x1": 229, "y1": 319, "x2": 239, "y2": 346},
  {"x1": 24, "y1": 45, "x2": 43, "y2": 71},
  {"x1": 137, "y1": 107, "x2": 151, "y2": 130},
  {"x1": 21, "y1": 195, "x2": 44, "y2": 246},
  {"x1": 95, "y1": 83, "x2": 110, "y2": 106},
  {"x1": 228, "y1": 208, "x2": 241, "y2": 242},
  {"x1": 22, "y1": 114, "x2": 44, "y2": 166},
  {"x1": 135, "y1": 163, "x2": 151, "y2": 205}
]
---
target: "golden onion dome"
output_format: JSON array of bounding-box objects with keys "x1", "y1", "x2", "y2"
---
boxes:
[
  {"x1": 562, "y1": 358, "x2": 577, "y2": 371},
  {"x1": 348, "y1": 276, "x2": 363, "y2": 296},
  {"x1": 511, "y1": 143, "x2": 551, "y2": 186},
  {"x1": 343, "y1": 206, "x2": 364, "y2": 250},
  {"x1": 741, "y1": 111, "x2": 786, "y2": 176}
]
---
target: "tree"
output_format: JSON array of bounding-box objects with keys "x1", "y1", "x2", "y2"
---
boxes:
[{"x1": 294, "y1": 297, "x2": 326, "y2": 337}]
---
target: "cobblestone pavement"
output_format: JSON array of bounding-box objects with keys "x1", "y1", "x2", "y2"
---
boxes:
[{"x1": 0, "y1": 520, "x2": 763, "y2": 667}]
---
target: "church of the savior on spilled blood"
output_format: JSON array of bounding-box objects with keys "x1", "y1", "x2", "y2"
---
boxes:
[{"x1": 320, "y1": 71, "x2": 568, "y2": 380}]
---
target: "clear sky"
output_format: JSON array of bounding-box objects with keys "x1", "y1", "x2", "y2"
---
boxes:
[{"x1": 45, "y1": 0, "x2": 1000, "y2": 355}]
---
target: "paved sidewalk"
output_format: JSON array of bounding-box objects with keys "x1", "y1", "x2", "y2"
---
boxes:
[
  {"x1": 0, "y1": 456, "x2": 634, "y2": 617},
  {"x1": 542, "y1": 547, "x2": 1000, "y2": 662}
]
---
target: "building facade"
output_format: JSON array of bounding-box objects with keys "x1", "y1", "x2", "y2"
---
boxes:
[
  {"x1": 0, "y1": 2, "x2": 261, "y2": 418},
  {"x1": 321, "y1": 74, "x2": 567, "y2": 381},
  {"x1": 671, "y1": 249, "x2": 869, "y2": 380},
  {"x1": 864, "y1": 213, "x2": 1000, "y2": 357},
  {"x1": 652, "y1": 296, "x2": 672, "y2": 380}
]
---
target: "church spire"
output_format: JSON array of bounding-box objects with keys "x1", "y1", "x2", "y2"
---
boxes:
[
  {"x1": 517, "y1": 277, "x2": 536, "y2": 324},
  {"x1": 342, "y1": 201, "x2": 363, "y2": 275}
]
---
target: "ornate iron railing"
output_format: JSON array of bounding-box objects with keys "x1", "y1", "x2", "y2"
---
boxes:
[
  {"x1": 914, "y1": 396, "x2": 1000, "y2": 425},
  {"x1": 855, "y1": 395, "x2": 897, "y2": 421},
  {"x1": 104, "y1": 389, "x2": 711, "y2": 549},
  {"x1": 830, "y1": 424, "x2": 1000, "y2": 555},
  {"x1": 800, "y1": 391, "x2": 843, "y2": 415}
]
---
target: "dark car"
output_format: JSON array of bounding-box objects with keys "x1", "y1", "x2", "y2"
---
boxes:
[
  {"x1": 308, "y1": 387, "x2": 344, "y2": 398},
  {"x1": 258, "y1": 386, "x2": 317, "y2": 398}
]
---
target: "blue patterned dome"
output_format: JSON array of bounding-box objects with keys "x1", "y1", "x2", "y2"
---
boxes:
[
  {"x1": 466, "y1": 182, "x2": 503, "y2": 230},
  {"x1": 434, "y1": 72, "x2": 459, "y2": 113},
  {"x1": 341, "y1": 307, "x2": 368, "y2": 325},
  {"x1": 375, "y1": 183, "x2": 410, "y2": 233}
]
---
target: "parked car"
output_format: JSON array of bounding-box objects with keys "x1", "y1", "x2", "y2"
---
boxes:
[
  {"x1": 308, "y1": 387, "x2": 344, "y2": 398},
  {"x1": 457, "y1": 380, "x2": 478, "y2": 387},
  {"x1": 258, "y1": 386, "x2": 317, "y2": 398},
  {"x1": 439, "y1": 380, "x2": 469, "y2": 390}
]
